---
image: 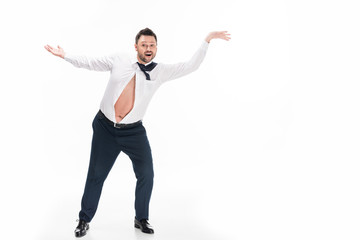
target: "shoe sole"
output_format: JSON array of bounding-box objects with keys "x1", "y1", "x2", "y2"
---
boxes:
[
  {"x1": 75, "y1": 226, "x2": 89, "y2": 238},
  {"x1": 134, "y1": 223, "x2": 154, "y2": 234}
]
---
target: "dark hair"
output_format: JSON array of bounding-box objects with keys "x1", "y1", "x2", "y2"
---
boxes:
[{"x1": 135, "y1": 28, "x2": 157, "y2": 44}]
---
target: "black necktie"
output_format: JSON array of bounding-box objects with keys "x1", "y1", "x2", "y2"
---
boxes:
[{"x1": 137, "y1": 62, "x2": 158, "y2": 80}]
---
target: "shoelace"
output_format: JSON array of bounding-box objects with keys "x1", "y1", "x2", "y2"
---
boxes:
[{"x1": 140, "y1": 219, "x2": 152, "y2": 226}]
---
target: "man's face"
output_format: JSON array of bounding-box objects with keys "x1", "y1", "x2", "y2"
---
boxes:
[{"x1": 135, "y1": 35, "x2": 157, "y2": 64}]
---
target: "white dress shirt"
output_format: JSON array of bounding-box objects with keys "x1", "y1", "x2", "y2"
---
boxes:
[{"x1": 64, "y1": 40, "x2": 209, "y2": 124}]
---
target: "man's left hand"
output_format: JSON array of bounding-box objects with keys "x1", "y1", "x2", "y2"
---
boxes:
[{"x1": 205, "y1": 31, "x2": 231, "y2": 43}]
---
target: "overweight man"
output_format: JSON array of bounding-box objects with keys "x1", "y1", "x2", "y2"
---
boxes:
[{"x1": 44, "y1": 28, "x2": 230, "y2": 237}]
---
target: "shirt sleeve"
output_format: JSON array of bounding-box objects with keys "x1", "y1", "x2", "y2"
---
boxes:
[
  {"x1": 63, "y1": 53, "x2": 117, "y2": 72},
  {"x1": 160, "y1": 40, "x2": 209, "y2": 82}
]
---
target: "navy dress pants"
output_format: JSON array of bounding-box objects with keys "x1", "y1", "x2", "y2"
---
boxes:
[{"x1": 79, "y1": 110, "x2": 154, "y2": 223}]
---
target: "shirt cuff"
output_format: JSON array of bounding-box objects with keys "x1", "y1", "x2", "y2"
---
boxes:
[
  {"x1": 201, "y1": 40, "x2": 209, "y2": 51},
  {"x1": 63, "y1": 53, "x2": 79, "y2": 65},
  {"x1": 63, "y1": 53, "x2": 72, "y2": 61}
]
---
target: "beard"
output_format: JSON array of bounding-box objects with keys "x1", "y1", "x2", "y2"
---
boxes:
[{"x1": 138, "y1": 51, "x2": 156, "y2": 64}]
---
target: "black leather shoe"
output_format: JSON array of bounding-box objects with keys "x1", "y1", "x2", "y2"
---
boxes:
[
  {"x1": 74, "y1": 219, "x2": 89, "y2": 238},
  {"x1": 134, "y1": 218, "x2": 154, "y2": 234}
]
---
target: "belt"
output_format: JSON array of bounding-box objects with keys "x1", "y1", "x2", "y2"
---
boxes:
[{"x1": 97, "y1": 110, "x2": 142, "y2": 129}]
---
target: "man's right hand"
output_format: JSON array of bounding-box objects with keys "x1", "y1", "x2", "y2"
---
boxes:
[{"x1": 44, "y1": 44, "x2": 65, "y2": 58}]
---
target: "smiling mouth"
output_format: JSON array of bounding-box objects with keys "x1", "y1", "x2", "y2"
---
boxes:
[{"x1": 145, "y1": 52, "x2": 152, "y2": 56}]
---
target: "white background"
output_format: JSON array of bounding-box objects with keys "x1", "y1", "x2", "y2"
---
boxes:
[{"x1": 0, "y1": 0, "x2": 359, "y2": 239}]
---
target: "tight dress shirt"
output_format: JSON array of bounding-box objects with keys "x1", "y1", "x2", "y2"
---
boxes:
[{"x1": 64, "y1": 40, "x2": 209, "y2": 124}]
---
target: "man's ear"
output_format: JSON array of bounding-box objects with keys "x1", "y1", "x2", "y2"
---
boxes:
[{"x1": 134, "y1": 44, "x2": 138, "y2": 52}]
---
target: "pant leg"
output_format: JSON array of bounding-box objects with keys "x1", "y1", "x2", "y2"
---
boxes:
[
  {"x1": 120, "y1": 124, "x2": 154, "y2": 221},
  {"x1": 79, "y1": 112, "x2": 121, "y2": 222}
]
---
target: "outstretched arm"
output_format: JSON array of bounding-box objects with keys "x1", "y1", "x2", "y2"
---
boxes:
[
  {"x1": 44, "y1": 44, "x2": 114, "y2": 71},
  {"x1": 161, "y1": 31, "x2": 231, "y2": 82},
  {"x1": 205, "y1": 31, "x2": 231, "y2": 43}
]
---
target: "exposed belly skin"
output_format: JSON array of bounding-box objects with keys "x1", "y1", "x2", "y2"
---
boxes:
[{"x1": 114, "y1": 75, "x2": 136, "y2": 123}]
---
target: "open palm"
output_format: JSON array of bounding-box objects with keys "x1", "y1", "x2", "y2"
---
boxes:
[
  {"x1": 205, "y1": 31, "x2": 231, "y2": 43},
  {"x1": 44, "y1": 44, "x2": 65, "y2": 58}
]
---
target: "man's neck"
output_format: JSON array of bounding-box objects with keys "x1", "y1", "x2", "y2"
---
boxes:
[{"x1": 137, "y1": 56, "x2": 153, "y2": 66}]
